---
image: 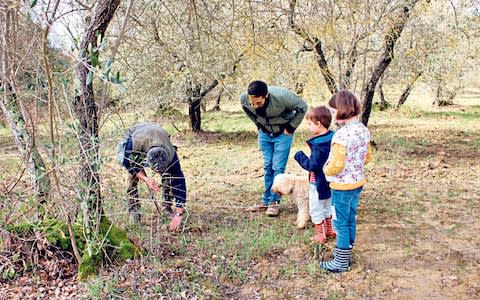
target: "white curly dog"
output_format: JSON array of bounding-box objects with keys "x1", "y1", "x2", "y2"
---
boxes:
[{"x1": 271, "y1": 173, "x2": 310, "y2": 229}]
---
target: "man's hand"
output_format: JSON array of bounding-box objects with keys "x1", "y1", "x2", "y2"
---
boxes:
[
  {"x1": 136, "y1": 171, "x2": 161, "y2": 193},
  {"x1": 283, "y1": 129, "x2": 292, "y2": 135},
  {"x1": 145, "y1": 177, "x2": 161, "y2": 193},
  {"x1": 169, "y1": 214, "x2": 183, "y2": 231}
]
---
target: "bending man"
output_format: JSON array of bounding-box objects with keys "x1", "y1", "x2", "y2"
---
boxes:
[{"x1": 117, "y1": 123, "x2": 186, "y2": 231}]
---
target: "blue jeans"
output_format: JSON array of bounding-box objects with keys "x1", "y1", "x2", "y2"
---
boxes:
[
  {"x1": 258, "y1": 130, "x2": 293, "y2": 205},
  {"x1": 332, "y1": 187, "x2": 363, "y2": 249}
]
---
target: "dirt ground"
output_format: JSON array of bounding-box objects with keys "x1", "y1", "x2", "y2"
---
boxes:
[{"x1": 1, "y1": 108, "x2": 479, "y2": 299}]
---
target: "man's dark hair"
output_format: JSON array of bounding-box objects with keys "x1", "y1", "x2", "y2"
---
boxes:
[
  {"x1": 328, "y1": 90, "x2": 361, "y2": 120},
  {"x1": 146, "y1": 146, "x2": 170, "y2": 173},
  {"x1": 307, "y1": 106, "x2": 332, "y2": 129},
  {"x1": 247, "y1": 80, "x2": 268, "y2": 97}
]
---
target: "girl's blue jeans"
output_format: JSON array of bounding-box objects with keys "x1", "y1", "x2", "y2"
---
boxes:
[
  {"x1": 258, "y1": 130, "x2": 293, "y2": 205},
  {"x1": 332, "y1": 187, "x2": 363, "y2": 249}
]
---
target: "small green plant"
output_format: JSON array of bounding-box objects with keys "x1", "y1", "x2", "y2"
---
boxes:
[
  {"x1": 86, "y1": 276, "x2": 123, "y2": 299},
  {"x1": 223, "y1": 256, "x2": 247, "y2": 283},
  {"x1": 306, "y1": 262, "x2": 321, "y2": 277}
]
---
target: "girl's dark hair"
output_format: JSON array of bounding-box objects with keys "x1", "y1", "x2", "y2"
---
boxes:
[
  {"x1": 247, "y1": 80, "x2": 268, "y2": 97},
  {"x1": 328, "y1": 90, "x2": 361, "y2": 120},
  {"x1": 306, "y1": 106, "x2": 332, "y2": 129}
]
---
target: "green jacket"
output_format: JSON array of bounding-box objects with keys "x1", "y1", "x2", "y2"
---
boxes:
[{"x1": 240, "y1": 86, "x2": 308, "y2": 136}]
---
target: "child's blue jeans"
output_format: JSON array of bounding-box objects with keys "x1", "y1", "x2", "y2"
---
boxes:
[{"x1": 332, "y1": 187, "x2": 363, "y2": 249}]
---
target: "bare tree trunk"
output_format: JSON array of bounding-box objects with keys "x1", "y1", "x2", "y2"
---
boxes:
[
  {"x1": 0, "y1": 88, "x2": 50, "y2": 202},
  {"x1": 361, "y1": 0, "x2": 420, "y2": 126},
  {"x1": 0, "y1": 4, "x2": 50, "y2": 207},
  {"x1": 433, "y1": 83, "x2": 442, "y2": 107},
  {"x1": 378, "y1": 81, "x2": 388, "y2": 111},
  {"x1": 395, "y1": 71, "x2": 422, "y2": 109},
  {"x1": 74, "y1": 0, "x2": 120, "y2": 254},
  {"x1": 190, "y1": 99, "x2": 202, "y2": 131},
  {"x1": 186, "y1": 54, "x2": 243, "y2": 132},
  {"x1": 186, "y1": 81, "x2": 203, "y2": 132},
  {"x1": 288, "y1": 0, "x2": 337, "y2": 94},
  {"x1": 212, "y1": 88, "x2": 223, "y2": 111}
]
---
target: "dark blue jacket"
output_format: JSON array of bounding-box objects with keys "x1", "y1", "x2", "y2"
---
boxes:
[{"x1": 294, "y1": 130, "x2": 334, "y2": 199}]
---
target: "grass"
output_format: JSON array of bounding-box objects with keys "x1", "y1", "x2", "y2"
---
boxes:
[{"x1": 2, "y1": 98, "x2": 480, "y2": 298}]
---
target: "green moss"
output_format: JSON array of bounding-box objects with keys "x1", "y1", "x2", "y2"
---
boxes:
[
  {"x1": 78, "y1": 217, "x2": 141, "y2": 279},
  {"x1": 7, "y1": 217, "x2": 140, "y2": 279},
  {"x1": 79, "y1": 250, "x2": 102, "y2": 280},
  {"x1": 8, "y1": 219, "x2": 85, "y2": 253},
  {"x1": 99, "y1": 217, "x2": 141, "y2": 260}
]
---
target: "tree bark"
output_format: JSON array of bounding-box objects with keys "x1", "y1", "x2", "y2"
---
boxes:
[
  {"x1": 186, "y1": 54, "x2": 243, "y2": 132},
  {"x1": 288, "y1": 0, "x2": 337, "y2": 94},
  {"x1": 74, "y1": 0, "x2": 120, "y2": 250},
  {"x1": 186, "y1": 81, "x2": 203, "y2": 132},
  {"x1": 189, "y1": 98, "x2": 202, "y2": 132},
  {"x1": 0, "y1": 88, "x2": 50, "y2": 202},
  {"x1": 212, "y1": 88, "x2": 223, "y2": 111},
  {"x1": 361, "y1": 0, "x2": 420, "y2": 126},
  {"x1": 433, "y1": 82, "x2": 442, "y2": 107},
  {"x1": 395, "y1": 71, "x2": 422, "y2": 109},
  {"x1": 378, "y1": 81, "x2": 388, "y2": 111}
]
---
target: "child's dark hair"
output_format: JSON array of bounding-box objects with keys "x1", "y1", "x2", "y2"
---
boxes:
[
  {"x1": 247, "y1": 80, "x2": 268, "y2": 97},
  {"x1": 306, "y1": 106, "x2": 332, "y2": 129},
  {"x1": 328, "y1": 90, "x2": 361, "y2": 120}
]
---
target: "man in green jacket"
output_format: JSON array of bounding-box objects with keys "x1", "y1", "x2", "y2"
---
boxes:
[{"x1": 240, "y1": 80, "x2": 308, "y2": 216}]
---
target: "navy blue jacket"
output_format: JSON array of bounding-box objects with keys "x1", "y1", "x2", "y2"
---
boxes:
[{"x1": 294, "y1": 130, "x2": 334, "y2": 199}]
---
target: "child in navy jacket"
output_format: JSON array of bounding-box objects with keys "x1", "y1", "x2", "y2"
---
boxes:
[{"x1": 294, "y1": 106, "x2": 335, "y2": 243}]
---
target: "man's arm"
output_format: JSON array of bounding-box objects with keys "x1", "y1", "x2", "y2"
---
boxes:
[
  {"x1": 282, "y1": 90, "x2": 308, "y2": 133},
  {"x1": 166, "y1": 153, "x2": 187, "y2": 231},
  {"x1": 240, "y1": 94, "x2": 260, "y2": 129}
]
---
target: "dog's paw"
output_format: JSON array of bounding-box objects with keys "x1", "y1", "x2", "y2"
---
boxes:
[{"x1": 297, "y1": 222, "x2": 307, "y2": 229}]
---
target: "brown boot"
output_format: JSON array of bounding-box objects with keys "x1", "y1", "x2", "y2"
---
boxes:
[
  {"x1": 310, "y1": 221, "x2": 327, "y2": 244},
  {"x1": 265, "y1": 202, "x2": 280, "y2": 217},
  {"x1": 325, "y1": 216, "x2": 336, "y2": 239},
  {"x1": 247, "y1": 203, "x2": 269, "y2": 212}
]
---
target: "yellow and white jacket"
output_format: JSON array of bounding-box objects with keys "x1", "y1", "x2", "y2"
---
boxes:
[{"x1": 323, "y1": 120, "x2": 372, "y2": 190}]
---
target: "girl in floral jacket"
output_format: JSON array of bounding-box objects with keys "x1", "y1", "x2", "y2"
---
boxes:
[{"x1": 320, "y1": 91, "x2": 372, "y2": 273}]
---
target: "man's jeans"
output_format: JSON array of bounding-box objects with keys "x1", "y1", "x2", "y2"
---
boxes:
[
  {"x1": 332, "y1": 187, "x2": 363, "y2": 249},
  {"x1": 258, "y1": 130, "x2": 293, "y2": 205}
]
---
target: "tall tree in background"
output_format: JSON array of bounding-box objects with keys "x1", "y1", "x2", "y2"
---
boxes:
[
  {"x1": 361, "y1": 0, "x2": 420, "y2": 125},
  {"x1": 287, "y1": 0, "x2": 420, "y2": 125},
  {"x1": 114, "y1": 0, "x2": 246, "y2": 132}
]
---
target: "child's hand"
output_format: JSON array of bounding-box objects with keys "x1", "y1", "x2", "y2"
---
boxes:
[{"x1": 294, "y1": 151, "x2": 306, "y2": 161}]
